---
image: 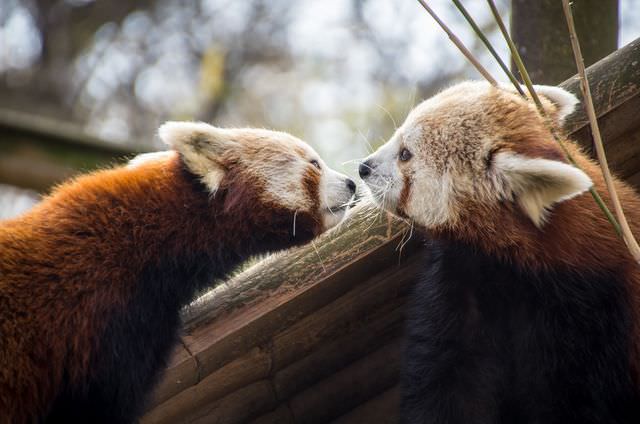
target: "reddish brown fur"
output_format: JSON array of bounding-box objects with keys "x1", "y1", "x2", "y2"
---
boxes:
[
  {"x1": 424, "y1": 90, "x2": 640, "y2": 379},
  {"x1": 0, "y1": 154, "x2": 322, "y2": 422},
  {"x1": 397, "y1": 174, "x2": 412, "y2": 219},
  {"x1": 302, "y1": 167, "x2": 322, "y2": 211}
]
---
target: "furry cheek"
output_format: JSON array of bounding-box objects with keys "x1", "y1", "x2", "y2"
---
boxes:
[
  {"x1": 403, "y1": 168, "x2": 457, "y2": 228},
  {"x1": 396, "y1": 174, "x2": 412, "y2": 219}
]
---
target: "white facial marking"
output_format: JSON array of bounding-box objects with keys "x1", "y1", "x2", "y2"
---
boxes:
[{"x1": 361, "y1": 133, "x2": 403, "y2": 210}]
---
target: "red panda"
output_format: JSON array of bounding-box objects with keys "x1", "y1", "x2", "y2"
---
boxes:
[
  {"x1": 0, "y1": 122, "x2": 356, "y2": 424},
  {"x1": 359, "y1": 81, "x2": 640, "y2": 423}
]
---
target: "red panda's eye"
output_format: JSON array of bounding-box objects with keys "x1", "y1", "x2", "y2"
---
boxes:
[
  {"x1": 310, "y1": 159, "x2": 321, "y2": 170},
  {"x1": 399, "y1": 148, "x2": 413, "y2": 162}
]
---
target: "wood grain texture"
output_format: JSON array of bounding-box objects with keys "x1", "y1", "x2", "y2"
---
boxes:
[
  {"x1": 562, "y1": 38, "x2": 640, "y2": 135},
  {"x1": 330, "y1": 386, "x2": 400, "y2": 424}
]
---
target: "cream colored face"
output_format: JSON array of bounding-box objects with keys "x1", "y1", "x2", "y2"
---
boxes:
[
  {"x1": 152, "y1": 122, "x2": 356, "y2": 230},
  {"x1": 359, "y1": 81, "x2": 592, "y2": 229}
]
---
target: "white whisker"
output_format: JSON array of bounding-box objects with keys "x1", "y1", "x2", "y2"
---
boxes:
[
  {"x1": 376, "y1": 103, "x2": 398, "y2": 130},
  {"x1": 356, "y1": 128, "x2": 375, "y2": 154},
  {"x1": 341, "y1": 158, "x2": 363, "y2": 166},
  {"x1": 397, "y1": 220, "x2": 415, "y2": 262},
  {"x1": 292, "y1": 210, "x2": 298, "y2": 237}
]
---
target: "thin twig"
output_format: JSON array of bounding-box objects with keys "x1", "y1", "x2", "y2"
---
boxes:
[
  {"x1": 415, "y1": 0, "x2": 497, "y2": 85},
  {"x1": 562, "y1": 0, "x2": 640, "y2": 263},
  {"x1": 450, "y1": 0, "x2": 524, "y2": 95},
  {"x1": 486, "y1": 0, "x2": 621, "y2": 236}
]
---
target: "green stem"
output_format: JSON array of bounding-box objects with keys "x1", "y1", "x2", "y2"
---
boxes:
[
  {"x1": 451, "y1": 0, "x2": 524, "y2": 95},
  {"x1": 415, "y1": 0, "x2": 497, "y2": 85}
]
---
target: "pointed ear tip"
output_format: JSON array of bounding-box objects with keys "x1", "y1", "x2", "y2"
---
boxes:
[
  {"x1": 158, "y1": 121, "x2": 217, "y2": 146},
  {"x1": 534, "y1": 85, "x2": 579, "y2": 118},
  {"x1": 575, "y1": 172, "x2": 594, "y2": 194},
  {"x1": 158, "y1": 121, "x2": 188, "y2": 146}
]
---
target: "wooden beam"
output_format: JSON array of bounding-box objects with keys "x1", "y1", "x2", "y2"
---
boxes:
[
  {"x1": 0, "y1": 108, "x2": 149, "y2": 192},
  {"x1": 562, "y1": 37, "x2": 640, "y2": 138}
]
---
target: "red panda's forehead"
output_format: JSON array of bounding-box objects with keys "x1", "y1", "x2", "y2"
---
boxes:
[
  {"x1": 399, "y1": 87, "x2": 564, "y2": 175},
  {"x1": 487, "y1": 93, "x2": 566, "y2": 162},
  {"x1": 236, "y1": 130, "x2": 315, "y2": 163}
]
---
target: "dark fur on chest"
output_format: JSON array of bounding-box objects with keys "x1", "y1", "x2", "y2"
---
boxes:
[
  {"x1": 401, "y1": 238, "x2": 640, "y2": 424},
  {"x1": 45, "y1": 252, "x2": 229, "y2": 423}
]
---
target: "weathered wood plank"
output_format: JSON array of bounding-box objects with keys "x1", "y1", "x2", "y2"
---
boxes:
[
  {"x1": 270, "y1": 253, "x2": 418, "y2": 370},
  {"x1": 247, "y1": 406, "x2": 295, "y2": 424},
  {"x1": 330, "y1": 386, "x2": 400, "y2": 424},
  {"x1": 147, "y1": 343, "x2": 200, "y2": 408},
  {"x1": 143, "y1": 347, "x2": 271, "y2": 423},
  {"x1": 146, "y1": 380, "x2": 277, "y2": 424},
  {"x1": 562, "y1": 37, "x2": 640, "y2": 136},
  {"x1": 287, "y1": 340, "x2": 401, "y2": 424}
]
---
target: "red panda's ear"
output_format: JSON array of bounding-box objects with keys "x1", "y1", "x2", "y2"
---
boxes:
[
  {"x1": 532, "y1": 85, "x2": 579, "y2": 125},
  {"x1": 158, "y1": 121, "x2": 236, "y2": 193},
  {"x1": 158, "y1": 121, "x2": 238, "y2": 157},
  {"x1": 495, "y1": 152, "x2": 592, "y2": 228}
]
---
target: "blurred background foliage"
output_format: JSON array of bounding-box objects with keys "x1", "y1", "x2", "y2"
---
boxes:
[{"x1": 0, "y1": 0, "x2": 639, "y2": 218}]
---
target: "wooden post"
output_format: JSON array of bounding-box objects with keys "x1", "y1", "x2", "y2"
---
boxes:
[{"x1": 511, "y1": 0, "x2": 618, "y2": 84}]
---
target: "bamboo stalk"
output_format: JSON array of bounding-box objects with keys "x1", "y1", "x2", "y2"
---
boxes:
[
  {"x1": 561, "y1": 0, "x2": 640, "y2": 263},
  {"x1": 415, "y1": 0, "x2": 497, "y2": 85},
  {"x1": 450, "y1": 0, "x2": 524, "y2": 95},
  {"x1": 485, "y1": 0, "x2": 622, "y2": 236}
]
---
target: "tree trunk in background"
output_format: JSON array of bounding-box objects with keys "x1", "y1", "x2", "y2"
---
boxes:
[{"x1": 510, "y1": 0, "x2": 618, "y2": 85}]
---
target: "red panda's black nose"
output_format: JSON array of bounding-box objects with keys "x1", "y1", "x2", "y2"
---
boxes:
[
  {"x1": 346, "y1": 178, "x2": 356, "y2": 194},
  {"x1": 359, "y1": 161, "x2": 372, "y2": 178}
]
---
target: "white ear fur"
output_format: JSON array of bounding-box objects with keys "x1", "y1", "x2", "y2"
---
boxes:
[
  {"x1": 532, "y1": 85, "x2": 580, "y2": 123},
  {"x1": 498, "y1": 83, "x2": 579, "y2": 124},
  {"x1": 495, "y1": 152, "x2": 592, "y2": 228},
  {"x1": 127, "y1": 151, "x2": 175, "y2": 168},
  {"x1": 158, "y1": 121, "x2": 233, "y2": 193}
]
